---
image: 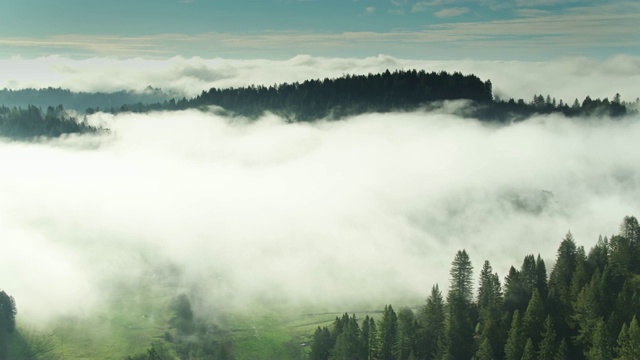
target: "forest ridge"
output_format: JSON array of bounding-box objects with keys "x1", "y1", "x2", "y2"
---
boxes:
[{"x1": 0, "y1": 69, "x2": 635, "y2": 140}]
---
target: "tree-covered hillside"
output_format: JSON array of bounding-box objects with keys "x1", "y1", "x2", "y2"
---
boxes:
[
  {"x1": 308, "y1": 216, "x2": 640, "y2": 360},
  {"x1": 0, "y1": 87, "x2": 172, "y2": 113},
  {"x1": 0, "y1": 105, "x2": 99, "y2": 140},
  {"x1": 115, "y1": 70, "x2": 632, "y2": 122}
]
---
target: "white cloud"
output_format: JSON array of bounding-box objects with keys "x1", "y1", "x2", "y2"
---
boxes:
[
  {"x1": 365, "y1": 6, "x2": 376, "y2": 14},
  {"x1": 2, "y1": 108, "x2": 640, "y2": 324},
  {"x1": 434, "y1": 7, "x2": 470, "y2": 17}
]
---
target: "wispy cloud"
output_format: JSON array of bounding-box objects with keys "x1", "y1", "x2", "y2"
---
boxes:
[
  {"x1": 411, "y1": 0, "x2": 442, "y2": 13},
  {"x1": 434, "y1": 7, "x2": 470, "y2": 18},
  {"x1": 0, "y1": 3, "x2": 637, "y2": 60},
  {"x1": 515, "y1": 8, "x2": 551, "y2": 17},
  {"x1": 365, "y1": 6, "x2": 376, "y2": 14}
]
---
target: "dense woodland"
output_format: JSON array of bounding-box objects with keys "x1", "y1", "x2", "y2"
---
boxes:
[
  {"x1": 307, "y1": 215, "x2": 640, "y2": 360},
  {"x1": 115, "y1": 70, "x2": 633, "y2": 122}
]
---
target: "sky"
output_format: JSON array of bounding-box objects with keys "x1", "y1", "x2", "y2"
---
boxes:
[{"x1": 0, "y1": 0, "x2": 638, "y2": 59}]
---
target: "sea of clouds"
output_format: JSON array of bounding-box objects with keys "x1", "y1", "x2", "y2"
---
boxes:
[{"x1": 0, "y1": 55, "x2": 639, "y2": 324}]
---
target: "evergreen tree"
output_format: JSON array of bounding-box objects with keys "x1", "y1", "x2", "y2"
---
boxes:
[
  {"x1": 474, "y1": 337, "x2": 494, "y2": 360},
  {"x1": 395, "y1": 308, "x2": 417, "y2": 360},
  {"x1": 379, "y1": 305, "x2": 398, "y2": 360},
  {"x1": 444, "y1": 250, "x2": 475, "y2": 360},
  {"x1": 521, "y1": 338, "x2": 536, "y2": 360},
  {"x1": 523, "y1": 289, "x2": 545, "y2": 347},
  {"x1": 476, "y1": 261, "x2": 504, "y2": 359},
  {"x1": 310, "y1": 326, "x2": 332, "y2": 360},
  {"x1": 586, "y1": 318, "x2": 613, "y2": 360},
  {"x1": 548, "y1": 232, "x2": 578, "y2": 342},
  {"x1": 420, "y1": 285, "x2": 445, "y2": 360},
  {"x1": 556, "y1": 338, "x2": 569, "y2": 360},
  {"x1": 333, "y1": 314, "x2": 362, "y2": 360},
  {"x1": 0, "y1": 291, "x2": 16, "y2": 360},
  {"x1": 538, "y1": 316, "x2": 557, "y2": 360},
  {"x1": 615, "y1": 316, "x2": 640, "y2": 360},
  {"x1": 504, "y1": 310, "x2": 525, "y2": 360}
]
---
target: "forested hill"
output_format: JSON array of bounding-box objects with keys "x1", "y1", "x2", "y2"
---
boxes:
[
  {"x1": 0, "y1": 87, "x2": 172, "y2": 112},
  {"x1": 116, "y1": 70, "x2": 631, "y2": 121}
]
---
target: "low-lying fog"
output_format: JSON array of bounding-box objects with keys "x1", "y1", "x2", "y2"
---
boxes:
[{"x1": 2, "y1": 108, "x2": 639, "y2": 323}]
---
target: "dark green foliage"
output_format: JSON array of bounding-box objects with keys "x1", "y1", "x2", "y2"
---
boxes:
[
  {"x1": 169, "y1": 294, "x2": 195, "y2": 336},
  {"x1": 521, "y1": 338, "x2": 536, "y2": 360},
  {"x1": 332, "y1": 314, "x2": 361, "y2": 360},
  {"x1": 310, "y1": 327, "x2": 331, "y2": 360},
  {"x1": 474, "y1": 337, "x2": 494, "y2": 360},
  {"x1": 419, "y1": 285, "x2": 445, "y2": 360},
  {"x1": 476, "y1": 260, "x2": 505, "y2": 360},
  {"x1": 538, "y1": 316, "x2": 557, "y2": 360},
  {"x1": 586, "y1": 318, "x2": 613, "y2": 360},
  {"x1": 0, "y1": 291, "x2": 16, "y2": 360},
  {"x1": 379, "y1": 305, "x2": 398, "y2": 360},
  {"x1": 523, "y1": 289, "x2": 545, "y2": 347},
  {"x1": 395, "y1": 307, "x2": 417, "y2": 360},
  {"x1": 444, "y1": 250, "x2": 475, "y2": 360},
  {"x1": 504, "y1": 310, "x2": 525, "y2": 360},
  {"x1": 616, "y1": 316, "x2": 640, "y2": 359}
]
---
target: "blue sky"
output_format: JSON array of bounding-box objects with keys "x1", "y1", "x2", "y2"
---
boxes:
[{"x1": 0, "y1": 0, "x2": 638, "y2": 59}]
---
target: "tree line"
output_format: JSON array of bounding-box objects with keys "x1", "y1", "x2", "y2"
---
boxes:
[
  {"x1": 113, "y1": 70, "x2": 633, "y2": 122},
  {"x1": 309, "y1": 215, "x2": 640, "y2": 360}
]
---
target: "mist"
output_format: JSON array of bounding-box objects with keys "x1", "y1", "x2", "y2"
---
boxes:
[{"x1": 2, "y1": 107, "x2": 639, "y2": 324}]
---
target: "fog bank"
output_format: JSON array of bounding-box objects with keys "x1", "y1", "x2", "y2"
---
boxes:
[{"x1": 1, "y1": 109, "x2": 639, "y2": 322}]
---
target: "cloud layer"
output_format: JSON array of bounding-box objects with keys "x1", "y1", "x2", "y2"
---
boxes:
[{"x1": 2, "y1": 108, "x2": 639, "y2": 323}]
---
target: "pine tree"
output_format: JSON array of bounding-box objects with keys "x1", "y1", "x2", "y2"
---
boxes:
[
  {"x1": 616, "y1": 316, "x2": 640, "y2": 360},
  {"x1": 586, "y1": 318, "x2": 612, "y2": 360},
  {"x1": 395, "y1": 308, "x2": 417, "y2": 360},
  {"x1": 379, "y1": 305, "x2": 398, "y2": 360},
  {"x1": 521, "y1": 338, "x2": 536, "y2": 360},
  {"x1": 504, "y1": 310, "x2": 525, "y2": 360},
  {"x1": 421, "y1": 285, "x2": 445, "y2": 360},
  {"x1": 476, "y1": 260, "x2": 504, "y2": 359},
  {"x1": 538, "y1": 316, "x2": 557, "y2": 360},
  {"x1": 523, "y1": 289, "x2": 545, "y2": 346},
  {"x1": 333, "y1": 314, "x2": 362, "y2": 360},
  {"x1": 444, "y1": 250, "x2": 474, "y2": 360},
  {"x1": 310, "y1": 326, "x2": 332, "y2": 360},
  {"x1": 474, "y1": 338, "x2": 493, "y2": 360},
  {"x1": 556, "y1": 338, "x2": 569, "y2": 360}
]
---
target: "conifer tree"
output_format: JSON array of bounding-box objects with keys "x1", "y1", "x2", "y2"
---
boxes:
[
  {"x1": 521, "y1": 338, "x2": 536, "y2": 360},
  {"x1": 615, "y1": 316, "x2": 640, "y2": 360},
  {"x1": 379, "y1": 305, "x2": 398, "y2": 360},
  {"x1": 523, "y1": 288, "x2": 545, "y2": 346},
  {"x1": 421, "y1": 285, "x2": 445, "y2": 360},
  {"x1": 586, "y1": 318, "x2": 613, "y2": 360},
  {"x1": 444, "y1": 250, "x2": 474, "y2": 360},
  {"x1": 538, "y1": 316, "x2": 557, "y2": 360},
  {"x1": 504, "y1": 310, "x2": 525, "y2": 360},
  {"x1": 556, "y1": 338, "x2": 569, "y2": 360}
]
